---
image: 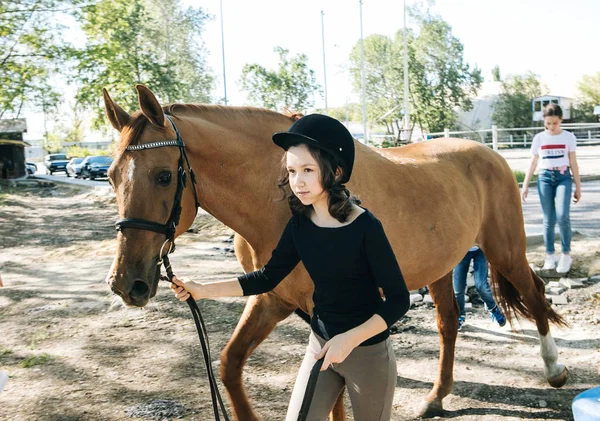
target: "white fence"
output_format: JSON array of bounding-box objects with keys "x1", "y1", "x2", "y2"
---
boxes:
[{"x1": 425, "y1": 123, "x2": 600, "y2": 150}]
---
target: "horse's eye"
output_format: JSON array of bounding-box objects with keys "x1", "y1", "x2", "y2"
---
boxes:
[{"x1": 157, "y1": 171, "x2": 172, "y2": 186}]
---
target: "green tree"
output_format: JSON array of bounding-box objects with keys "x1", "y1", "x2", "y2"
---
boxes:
[
  {"x1": 410, "y1": 16, "x2": 482, "y2": 133},
  {"x1": 54, "y1": 101, "x2": 86, "y2": 144},
  {"x1": 0, "y1": 0, "x2": 77, "y2": 118},
  {"x1": 492, "y1": 65, "x2": 501, "y2": 82},
  {"x1": 139, "y1": 0, "x2": 213, "y2": 103},
  {"x1": 319, "y1": 104, "x2": 363, "y2": 123},
  {"x1": 240, "y1": 47, "x2": 321, "y2": 112},
  {"x1": 491, "y1": 72, "x2": 545, "y2": 128},
  {"x1": 349, "y1": 34, "x2": 403, "y2": 135},
  {"x1": 72, "y1": 0, "x2": 213, "y2": 127},
  {"x1": 348, "y1": 13, "x2": 482, "y2": 137},
  {"x1": 42, "y1": 132, "x2": 63, "y2": 153},
  {"x1": 573, "y1": 73, "x2": 600, "y2": 122}
]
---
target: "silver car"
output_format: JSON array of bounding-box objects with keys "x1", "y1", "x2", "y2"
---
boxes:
[{"x1": 66, "y1": 157, "x2": 85, "y2": 178}]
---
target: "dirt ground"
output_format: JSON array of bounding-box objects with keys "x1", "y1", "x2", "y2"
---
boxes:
[{"x1": 1, "y1": 182, "x2": 599, "y2": 421}]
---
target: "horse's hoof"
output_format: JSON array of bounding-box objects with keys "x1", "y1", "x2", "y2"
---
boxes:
[
  {"x1": 548, "y1": 366, "x2": 568, "y2": 388},
  {"x1": 416, "y1": 399, "x2": 444, "y2": 418}
]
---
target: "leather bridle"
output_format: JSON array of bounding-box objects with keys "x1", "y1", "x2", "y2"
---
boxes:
[{"x1": 115, "y1": 114, "x2": 200, "y2": 264}]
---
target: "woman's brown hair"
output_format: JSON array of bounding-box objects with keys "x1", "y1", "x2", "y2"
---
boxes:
[
  {"x1": 543, "y1": 103, "x2": 563, "y2": 119},
  {"x1": 278, "y1": 143, "x2": 360, "y2": 223}
]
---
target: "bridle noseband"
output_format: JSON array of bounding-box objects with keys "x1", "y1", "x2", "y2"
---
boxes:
[{"x1": 115, "y1": 114, "x2": 200, "y2": 264}]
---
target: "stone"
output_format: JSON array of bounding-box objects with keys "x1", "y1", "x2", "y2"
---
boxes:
[
  {"x1": 464, "y1": 294, "x2": 470, "y2": 303},
  {"x1": 549, "y1": 286, "x2": 566, "y2": 295},
  {"x1": 559, "y1": 278, "x2": 586, "y2": 289},
  {"x1": 409, "y1": 289, "x2": 420, "y2": 294},
  {"x1": 539, "y1": 400, "x2": 547, "y2": 408},
  {"x1": 552, "y1": 295, "x2": 568, "y2": 305},
  {"x1": 548, "y1": 281, "x2": 561, "y2": 289},
  {"x1": 410, "y1": 294, "x2": 423, "y2": 304},
  {"x1": 464, "y1": 302, "x2": 472, "y2": 309},
  {"x1": 589, "y1": 275, "x2": 600, "y2": 283},
  {"x1": 538, "y1": 269, "x2": 563, "y2": 279},
  {"x1": 423, "y1": 295, "x2": 434, "y2": 304}
]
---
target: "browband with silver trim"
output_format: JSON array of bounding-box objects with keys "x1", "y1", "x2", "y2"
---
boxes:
[{"x1": 125, "y1": 139, "x2": 183, "y2": 151}]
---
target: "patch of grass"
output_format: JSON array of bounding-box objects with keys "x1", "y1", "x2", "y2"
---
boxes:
[
  {"x1": 19, "y1": 353, "x2": 53, "y2": 368},
  {"x1": 513, "y1": 170, "x2": 537, "y2": 183},
  {"x1": 28, "y1": 330, "x2": 51, "y2": 350},
  {"x1": 0, "y1": 348, "x2": 13, "y2": 356}
]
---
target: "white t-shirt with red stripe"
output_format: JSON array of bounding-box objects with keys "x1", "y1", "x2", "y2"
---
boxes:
[{"x1": 530, "y1": 130, "x2": 577, "y2": 169}]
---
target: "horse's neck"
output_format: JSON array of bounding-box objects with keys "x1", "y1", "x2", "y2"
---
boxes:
[{"x1": 183, "y1": 110, "x2": 293, "y2": 250}]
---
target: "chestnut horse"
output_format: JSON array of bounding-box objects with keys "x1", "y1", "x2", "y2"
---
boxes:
[{"x1": 104, "y1": 85, "x2": 568, "y2": 420}]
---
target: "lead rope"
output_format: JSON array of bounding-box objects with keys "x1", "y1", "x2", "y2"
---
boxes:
[
  {"x1": 160, "y1": 255, "x2": 230, "y2": 421},
  {"x1": 161, "y1": 252, "x2": 324, "y2": 421}
]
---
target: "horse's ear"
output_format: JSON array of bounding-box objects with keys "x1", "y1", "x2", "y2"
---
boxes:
[
  {"x1": 103, "y1": 88, "x2": 130, "y2": 132},
  {"x1": 136, "y1": 84, "x2": 165, "y2": 129}
]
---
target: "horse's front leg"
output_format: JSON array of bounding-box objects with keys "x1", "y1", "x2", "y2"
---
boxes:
[
  {"x1": 221, "y1": 292, "x2": 295, "y2": 420},
  {"x1": 417, "y1": 272, "x2": 459, "y2": 418}
]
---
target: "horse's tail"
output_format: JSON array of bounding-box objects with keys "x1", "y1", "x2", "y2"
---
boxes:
[{"x1": 490, "y1": 266, "x2": 567, "y2": 327}]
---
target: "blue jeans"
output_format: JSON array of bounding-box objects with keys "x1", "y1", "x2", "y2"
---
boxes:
[
  {"x1": 453, "y1": 248, "x2": 497, "y2": 317},
  {"x1": 537, "y1": 169, "x2": 572, "y2": 253}
]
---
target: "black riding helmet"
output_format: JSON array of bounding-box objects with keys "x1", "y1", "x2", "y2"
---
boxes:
[{"x1": 272, "y1": 114, "x2": 355, "y2": 184}]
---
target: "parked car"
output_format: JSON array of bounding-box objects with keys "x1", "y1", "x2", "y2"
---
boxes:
[
  {"x1": 26, "y1": 162, "x2": 37, "y2": 175},
  {"x1": 44, "y1": 153, "x2": 69, "y2": 175},
  {"x1": 80, "y1": 156, "x2": 113, "y2": 180},
  {"x1": 66, "y1": 157, "x2": 85, "y2": 178}
]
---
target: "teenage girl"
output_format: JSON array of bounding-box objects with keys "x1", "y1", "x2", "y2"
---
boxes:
[{"x1": 522, "y1": 103, "x2": 581, "y2": 273}]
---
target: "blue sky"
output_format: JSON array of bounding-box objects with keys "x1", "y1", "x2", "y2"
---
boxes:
[{"x1": 24, "y1": 0, "x2": 600, "y2": 139}]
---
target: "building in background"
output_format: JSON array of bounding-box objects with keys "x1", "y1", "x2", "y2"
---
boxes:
[
  {"x1": 0, "y1": 119, "x2": 29, "y2": 179},
  {"x1": 456, "y1": 81, "x2": 502, "y2": 131},
  {"x1": 532, "y1": 95, "x2": 572, "y2": 121}
]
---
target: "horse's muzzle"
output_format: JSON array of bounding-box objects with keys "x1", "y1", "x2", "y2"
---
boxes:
[{"x1": 106, "y1": 274, "x2": 152, "y2": 307}]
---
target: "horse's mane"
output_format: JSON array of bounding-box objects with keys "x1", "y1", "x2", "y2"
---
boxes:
[{"x1": 117, "y1": 104, "x2": 301, "y2": 155}]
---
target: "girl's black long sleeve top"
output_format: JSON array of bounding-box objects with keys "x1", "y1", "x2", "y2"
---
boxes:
[{"x1": 238, "y1": 209, "x2": 410, "y2": 346}]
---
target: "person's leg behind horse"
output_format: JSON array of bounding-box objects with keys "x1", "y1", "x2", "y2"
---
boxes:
[
  {"x1": 286, "y1": 332, "x2": 346, "y2": 421},
  {"x1": 472, "y1": 249, "x2": 505, "y2": 326},
  {"x1": 452, "y1": 251, "x2": 471, "y2": 327},
  {"x1": 537, "y1": 171, "x2": 558, "y2": 265},
  {"x1": 555, "y1": 172, "x2": 573, "y2": 272},
  {"x1": 340, "y1": 338, "x2": 397, "y2": 421}
]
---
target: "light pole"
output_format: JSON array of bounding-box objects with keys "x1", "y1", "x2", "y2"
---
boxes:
[
  {"x1": 359, "y1": 0, "x2": 368, "y2": 144},
  {"x1": 220, "y1": 0, "x2": 228, "y2": 104},
  {"x1": 321, "y1": 10, "x2": 328, "y2": 114},
  {"x1": 402, "y1": 0, "x2": 410, "y2": 139}
]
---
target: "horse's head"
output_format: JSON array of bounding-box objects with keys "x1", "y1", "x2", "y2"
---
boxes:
[{"x1": 104, "y1": 85, "x2": 198, "y2": 307}]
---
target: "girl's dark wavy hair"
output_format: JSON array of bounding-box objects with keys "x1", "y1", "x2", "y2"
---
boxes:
[{"x1": 277, "y1": 142, "x2": 360, "y2": 223}]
